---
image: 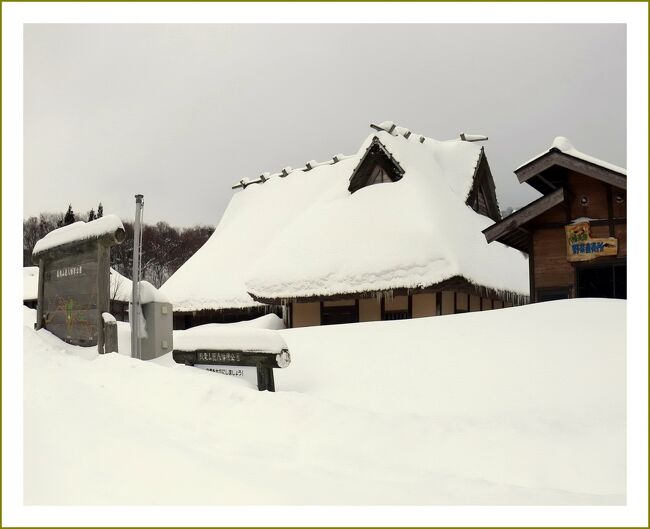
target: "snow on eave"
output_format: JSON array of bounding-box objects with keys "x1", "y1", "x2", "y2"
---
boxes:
[
  {"x1": 515, "y1": 137, "x2": 626, "y2": 176},
  {"x1": 32, "y1": 214, "x2": 125, "y2": 258},
  {"x1": 246, "y1": 272, "x2": 529, "y2": 306}
]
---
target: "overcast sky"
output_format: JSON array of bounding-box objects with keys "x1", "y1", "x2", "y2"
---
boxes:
[{"x1": 24, "y1": 24, "x2": 626, "y2": 227}]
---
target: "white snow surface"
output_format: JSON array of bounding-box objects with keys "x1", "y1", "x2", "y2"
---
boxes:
[
  {"x1": 32, "y1": 214, "x2": 124, "y2": 256},
  {"x1": 23, "y1": 266, "x2": 39, "y2": 301},
  {"x1": 162, "y1": 128, "x2": 528, "y2": 311},
  {"x1": 516, "y1": 136, "x2": 627, "y2": 175},
  {"x1": 24, "y1": 299, "x2": 625, "y2": 505}
]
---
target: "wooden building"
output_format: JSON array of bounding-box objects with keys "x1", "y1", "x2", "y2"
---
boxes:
[
  {"x1": 163, "y1": 122, "x2": 529, "y2": 328},
  {"x1": 483, "y1": 137, "x2": 626, "y2": 301}
]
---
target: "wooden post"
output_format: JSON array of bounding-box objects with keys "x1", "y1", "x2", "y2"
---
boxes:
[
  {"x1": 606, "y1": 184, "x2": 615, "y2": 237},
  {"x1": 35, "y1": 257, "x2": 45, "y2": 330},
  {"x1": 96, "y1": 245, "x2": 111, "y2": 354},
  {"x1": 103, "y1": 320, "x2": 119, "y2": 354},
  {"x1": 529, "y1": 233, "x2": 536, "y2": 303},
  {"x1": 256, "y1": 364, "x2": 275, "y2": 392}
]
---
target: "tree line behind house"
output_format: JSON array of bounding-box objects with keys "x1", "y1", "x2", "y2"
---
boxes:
[{"x1": 23, "y1": 204, "x2": 214, "y2": 288}]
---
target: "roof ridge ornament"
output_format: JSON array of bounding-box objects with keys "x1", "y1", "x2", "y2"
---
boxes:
[
  {"x1": 460, "y1": 133, "x2": 489, "y2": 142},
  {"x1": 370, "y1": 121, "x2": 397, "y2": 135}
]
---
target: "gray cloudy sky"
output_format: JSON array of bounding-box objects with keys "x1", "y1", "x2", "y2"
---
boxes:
[{"x1": 24, "y1": 24, "x2": 626, "y2": 227}]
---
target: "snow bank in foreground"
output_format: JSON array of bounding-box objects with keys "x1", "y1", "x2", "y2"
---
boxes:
[{"x1": 23, "y1": 300, "x2": 625, "y2": 505}]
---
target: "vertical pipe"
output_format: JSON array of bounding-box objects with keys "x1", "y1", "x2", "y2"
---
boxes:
[{"x1": 131, "y1": 194, "x2": 144, "y2": 359}]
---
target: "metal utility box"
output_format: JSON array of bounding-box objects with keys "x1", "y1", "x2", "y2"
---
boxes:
[{"x1": 140, "y1": 301, "x2": 173, "y2": 360}]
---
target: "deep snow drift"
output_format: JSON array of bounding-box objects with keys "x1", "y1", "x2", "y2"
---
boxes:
[{"x1": 23, "y1": 300, "x2": 625, "y2": 505}]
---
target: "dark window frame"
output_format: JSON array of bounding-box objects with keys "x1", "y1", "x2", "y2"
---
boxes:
[
  {"x1": 535, "y1": 287, "x2": 572, "y2": 303},
  {"x1": 575, "y1": 258, "x2": 626, "y2": 300},
  {"x1": 320, "y1": 300, "x2": 360, "y2": 326},
  {"x1": 380, "y1": 295, "x2": 413, "y2": 321}
]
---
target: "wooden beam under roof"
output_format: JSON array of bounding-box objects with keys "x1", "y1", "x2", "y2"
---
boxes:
[
  {"x1": 483, "y1": 187, "x2": 565, "y2": 245},
  {"x1": 516, "y1": 150, "x2": 626, "y2": 191}
]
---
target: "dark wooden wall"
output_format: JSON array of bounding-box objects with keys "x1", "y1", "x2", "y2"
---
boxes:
[{"x1": 530, "y1": 171, "x2": 626, "y2": 300}]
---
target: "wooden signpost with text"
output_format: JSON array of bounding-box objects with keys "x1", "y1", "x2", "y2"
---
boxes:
[
  {"x1": 173, "y1": 348, "x2": 291, "y2": 392},
  {"x1": 32, "y1": 216, "x2": 125, "y2": 353},
  {"x1": 565, "y1": 221, "x2": 618, "y2": 263}
]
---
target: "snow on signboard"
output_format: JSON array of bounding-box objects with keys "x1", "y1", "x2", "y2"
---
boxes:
[{"x1": 32, "y1": 214, "x2": 124, "y2": 257}]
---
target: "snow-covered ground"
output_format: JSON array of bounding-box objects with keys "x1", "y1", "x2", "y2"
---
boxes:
[{"x1": 23, "y1": 299, "x2": 625, "y2": 505}]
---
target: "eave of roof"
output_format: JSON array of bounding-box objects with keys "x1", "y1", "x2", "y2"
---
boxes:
[
  {"x1": 515, "y1": 149, "x2": 626, "y2": 195},
  {"x1": 248, "y1": 274, "x2": 529, "y2": 306},
  {"x1": 483, "y1": 187, "x2": 566, "y2": 252}
]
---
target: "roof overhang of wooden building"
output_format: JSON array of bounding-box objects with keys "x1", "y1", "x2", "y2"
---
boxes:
[
  {"x1": 248, "y1": 275, "x2": 528, "y2": 306},
  {"x1": 515, "y1": 149, "x2": 627, "y2": 195},
  {"x1": 482, "y1": 187, "x2": 566, "y2": 253}
]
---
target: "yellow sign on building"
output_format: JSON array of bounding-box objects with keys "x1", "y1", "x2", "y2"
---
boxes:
[{"x1": 565, "y1": 221, "x2": 618, "y2": 262}]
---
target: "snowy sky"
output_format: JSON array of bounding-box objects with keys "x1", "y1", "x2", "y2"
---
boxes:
[{"x1": 24, "y1": 24, "x2": 626, "y2": 227}]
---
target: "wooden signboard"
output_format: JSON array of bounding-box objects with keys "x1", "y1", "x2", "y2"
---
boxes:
[
  {"x1": 173, "y1": 349, "x2": 291, "y2": 391},
  {"x1": 42, "y1": 247, "x2": 100, "y2": 346},
  {"x1": 33, "y1": 218, "x2": 125, "y2": 352},
  {"x1": 565, "y1": 221, "x2": 617, "y2": 262}
]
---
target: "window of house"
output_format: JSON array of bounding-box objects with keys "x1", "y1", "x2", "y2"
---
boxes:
[
  {"x1": 367, "y1": 165, "x2": 393, "y2": 185},
  {"x1": 383, "y1": 310, "x2": 409, "y2": 320},
  {"x1": 536, "y1": 288, "x2": 571, "y2": 302},
  {"x1": 321, "y1": 304, "x2": 359, "y2": 325},
  {"x1": 577, "y1": 263, "x2": 626, "y2": 299}
]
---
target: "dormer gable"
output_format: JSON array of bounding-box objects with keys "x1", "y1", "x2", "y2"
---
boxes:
[
  {"x1": 466, "y1": 147, "x2": 501, "y2": 222},
  {"x1": 348, "y1": 136, "x2": 405, "y2": 193}
]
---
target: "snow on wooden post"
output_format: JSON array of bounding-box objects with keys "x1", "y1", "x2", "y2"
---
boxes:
[
  {"x1": 31, "y1": 215, "x2": 126, "y2": 353},
  {"x1": 103, "y1": 313, "x2": 119, "y2": 354},
  {"x1": 171, "y1": 328, "x2": 290, "y2": 391}
]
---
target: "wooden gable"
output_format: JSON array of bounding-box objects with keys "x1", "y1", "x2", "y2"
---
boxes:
[
  {"x1": 348, "y1": 137, "x2": 405, "y2": 193},
  {"x1": 515, "y1": 149, "x2": 626, "y2": 195},
  {"x1": 466, "y1": 148, "x2": 501, "y2": 222}
]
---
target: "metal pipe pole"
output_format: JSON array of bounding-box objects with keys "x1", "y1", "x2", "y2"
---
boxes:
[{"x1": 131, "y1": 194, "x2": 144, "y2": 359}]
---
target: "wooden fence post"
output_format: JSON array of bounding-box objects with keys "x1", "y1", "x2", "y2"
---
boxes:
[{"x1": 103, "y1": 320, "x2": 119, "y2": 354}]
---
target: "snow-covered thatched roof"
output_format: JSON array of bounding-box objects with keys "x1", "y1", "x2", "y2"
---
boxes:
[{"x1": 161, "y1": 123, "x2": 529, "y2": 312}]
